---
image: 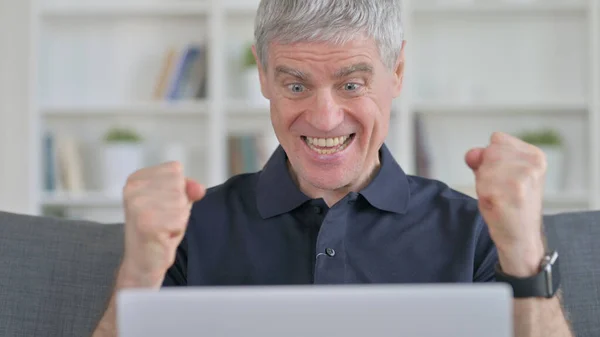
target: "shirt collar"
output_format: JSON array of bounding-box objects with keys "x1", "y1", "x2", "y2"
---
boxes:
[
  {"x1": 358, "y1": 143, "x2": 410, "y2": 214},
  {"x1": 256, "y1": 143, "x2": 410, "y2": 219},
  {"x1": 257, "y1": 146, "x2": 311, "y2": 219}
]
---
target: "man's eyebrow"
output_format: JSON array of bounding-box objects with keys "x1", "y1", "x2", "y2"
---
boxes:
[
  {"x1": 275, "y1": 66, "x2": 309, "y2": 81},
  {"x1": 333, "y1": 63, "x2": 374, "y2": 78}
]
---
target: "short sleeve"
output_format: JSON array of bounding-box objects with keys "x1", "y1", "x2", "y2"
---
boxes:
[
  {"x1": 162, "y1": 235, "x2": 188, "y2": 287},
  {"x1": 473, "y1": 215, "x2": 499, "y2": 282}
]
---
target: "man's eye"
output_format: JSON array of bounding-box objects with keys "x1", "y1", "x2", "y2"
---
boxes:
[
  {"x1": 343, "y1": 83, "x2": 361, "y2": 91},
  {"x1": 287, "y1": 84, "x2": 305, "y2": 93}
]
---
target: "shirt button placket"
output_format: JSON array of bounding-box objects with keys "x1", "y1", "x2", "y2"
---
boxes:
[{"x1": 314, "y1": 199, "x2": 349, "y2": 284}]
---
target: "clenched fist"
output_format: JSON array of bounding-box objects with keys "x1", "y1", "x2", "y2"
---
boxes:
[
  {"x1": 119, "y1": 161, "x2": 205, "y2": 288},
  {"x1": 465, "y1": 132, "x2": 547, "y2": 277}
]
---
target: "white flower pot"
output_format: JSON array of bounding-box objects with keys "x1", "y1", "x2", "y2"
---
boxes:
[
  {"x1": 243, "y1": 68, "x2": 269, "y2": 106},
  {"x1": 503, "y1": 0, "x2": 536, "y2": 3},
  {"x1": 102, "y1": 143, "x2": 144, "y2": 196},
  {"x1": 539, "y1": 145, "x2": 564, "y2": 195},
  {"x1": 159, "y1": 142, "x2": 188, "y2": 169}
]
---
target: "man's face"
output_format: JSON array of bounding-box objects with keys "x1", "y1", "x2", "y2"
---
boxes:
[{"x1": 257, "y1": 37, "x2": 405, "y2": 194}]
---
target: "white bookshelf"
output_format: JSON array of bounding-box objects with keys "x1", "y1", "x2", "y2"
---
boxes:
[
  {"x1": 42, "y1": 191, "x2": 122, "y2": 208},
  {"x1": 224, "y1": 1, "x2": 261, "y2": 14},
  {"x1": 413, "y1": 101, "x2": 589, "y2": 115},
  {"x1": 22, "y1": 0, "x2": 600, "y2": 222},
  {"x1": 39, "y1": 2, "x2": 210, "y2": 17},
  {"x1": 227, "y1": 101, "x2": 270, "y2": 117},
  {"x1": 406, "y1": 0, "x2": 600, "y2": 214},
  {"x1": 42, "y1": 101, "x2": 210, "y2": 117},
  {"x1": 452, "y1": 185, "x2": 589, "y2": 206},
  {"x1": 412, "y1": 1, "x2": 587, "y2": 15}
]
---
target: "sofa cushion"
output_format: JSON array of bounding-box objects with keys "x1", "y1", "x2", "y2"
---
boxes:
[
  {"x1": 0, "y1": 212, "x2": 123, "y2": 337},
  {"x1": 0, "y1": 210, "x2": 598, "y2": 336},
  {"x1": 544, "y1": 211, "x2": 600, "y2": 337}
]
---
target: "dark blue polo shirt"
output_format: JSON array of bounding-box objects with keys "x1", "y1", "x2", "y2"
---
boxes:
[{"x1": 162, "y1": 144, "x2": 498, "y2": 286}]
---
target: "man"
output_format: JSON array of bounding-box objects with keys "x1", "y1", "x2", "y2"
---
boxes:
[{"x1": 93, "y1": 0, "x2": 574, "y2": 336}]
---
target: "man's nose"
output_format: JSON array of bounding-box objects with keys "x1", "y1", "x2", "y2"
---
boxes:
[{"x1": 306, "y1": 89, "x2": 344, "y2": 132}]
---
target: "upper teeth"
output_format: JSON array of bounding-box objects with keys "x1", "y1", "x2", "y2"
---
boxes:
[{"x1": 306, "y1": 135, "x2": 350, "y2": 147}]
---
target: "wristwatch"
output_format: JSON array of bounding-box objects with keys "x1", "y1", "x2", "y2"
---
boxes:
[{"x1": 494, "y1": 251, "x2": 561, "y2": 298}]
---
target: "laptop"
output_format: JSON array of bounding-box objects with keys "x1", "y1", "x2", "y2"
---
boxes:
[{"x1": 117, "y1": 283, "x2": 513, "y2": 337}]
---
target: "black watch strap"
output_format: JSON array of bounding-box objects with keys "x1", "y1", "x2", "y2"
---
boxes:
[{"x1": 494, "y1": 252, "x2": 560, "y2": 298}]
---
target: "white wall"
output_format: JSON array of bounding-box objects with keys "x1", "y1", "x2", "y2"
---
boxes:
[{"x1": 0, "y1": 0, "x2": 38, "y2": 214}]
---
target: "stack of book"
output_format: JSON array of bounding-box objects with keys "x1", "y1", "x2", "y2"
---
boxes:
[
  {"x1": 152, "y1": 44, "x2": 208, "y2": 101},
  {"x1": 227, "y1": 132, "x2": 279, "y2": 177}
]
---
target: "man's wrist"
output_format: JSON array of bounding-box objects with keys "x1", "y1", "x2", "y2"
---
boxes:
[
  {"x1": 116, "y1": 261, "x2": 165, "y2": 289},
  {"x1": 496, "y1": 239, "x2": 546, "y2": 278}
]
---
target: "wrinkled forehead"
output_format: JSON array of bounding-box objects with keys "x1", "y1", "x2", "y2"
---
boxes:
[
  {"x1": 265, "y1": 38, "x2": 383, "y2": 75},
  {"x1": 273, "y1": 63, "x2": 374, "y2": 83}
]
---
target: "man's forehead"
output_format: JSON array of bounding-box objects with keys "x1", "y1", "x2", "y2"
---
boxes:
[
  {"x1": 269, "y1": 36, "x2": 377, "y2": 52},
  {"x1": 267, "y1": 38, "x2": 379, "y2": 67},
  {"x1": 333, "y1": 63, "x2": 374, "y2": 77},
  {"x1": 273, "y1": 62, "x2": 374, "y2": 79}
]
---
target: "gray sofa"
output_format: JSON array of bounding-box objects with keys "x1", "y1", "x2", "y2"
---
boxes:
[{"x1": 0, "y1": 211, "x2": 598, "y2": 337}]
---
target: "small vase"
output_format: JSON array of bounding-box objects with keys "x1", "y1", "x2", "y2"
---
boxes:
[
  {"x1": 539, "y1": 145, "x2": 564, "y2": 195},
  {"x1": 243, "y1": 67, "x2": 269, "y2": 106},
  {"x1": 102, "y1": 143, "x2": 144, "y2": 196}
]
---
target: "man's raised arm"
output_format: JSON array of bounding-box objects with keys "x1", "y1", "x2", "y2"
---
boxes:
[
  {"x1": 466, "y1": 132, "x2": 573, "y2": 337},
  {"x1": 92, "y1": 161, "x2": 205, "y2": 337}
]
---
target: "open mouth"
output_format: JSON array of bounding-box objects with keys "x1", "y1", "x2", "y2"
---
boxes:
[{"x1": 301, "y1": 133, "x2": 356, "y2": 155}]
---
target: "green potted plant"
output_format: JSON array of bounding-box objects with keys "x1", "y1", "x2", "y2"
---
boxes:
[
  {"x1": 104, "y1": 128, "x2": 143, "y2": 143},
  {"x1": 518, "y1": 128, "x2": 562, "y2": 147},
  {"x1": 517, "y1": 128, "x2": 564, "y2": 194},
  {"x1": 241, "y1": 42, "x2": 269, "y2": 106},
  {"x1": 102, "y1": 127, "x2": 144, "y2": 196},
  {"x1": 242, "y1": 43, "x2": 257, "y2": 69}
]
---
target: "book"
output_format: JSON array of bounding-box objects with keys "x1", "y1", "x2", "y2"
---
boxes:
[
  {"x1": 42, "y1": 131, "x2": 85, "y2": 193},
  {"x1": 152, "y1": 47, "x2": 178, "y2": 99},
  {"x1": 414, "y1": 111, "x2": 432, "y2": 178},
  {"x1": 153, "y1": 44, "x2": 208, "y2": 101},
  {"x1": 43, "y1": 131, "x2": 58, "y2": 191},
  {"x1": 227, "y1": 131, "x2": 280, "y2": 177}
]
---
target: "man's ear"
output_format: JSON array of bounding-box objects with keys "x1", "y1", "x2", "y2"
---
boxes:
[
  {"x1": 252, "y1": 45, "x2": 270, "y2": 100},
  {"x1": 392, "y1": 40, "x2": 406, "y2": 98}
]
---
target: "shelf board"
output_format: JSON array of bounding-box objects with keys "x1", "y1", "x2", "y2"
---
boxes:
[
  {"x1": 452, "y1": 185, "x2": 589, "y2": 205},
  {"x1": 227, "y1": 101, "x2": 270, "y2": 117},
  {"x1": 41, "y1": 191, "x2": 123, "y2": 208},
  {"x1": 413, "y1": 101, "x2": 588, "y2": 115},
  {"x1": 412, "y1": 1, "x2": 587, "y2": 15},
  {"x1": 544, "y1": 192, "x2": 590, "y2": 205},
  {"x1": 40, "y1": 2, "x2": 210, "y2": 17},
  {"x1": 42, "y1": 100, "x2": 209, "y2": 117},
  {"x1": 225, "y1": 1, "x2": 587, "y2": 16},
  {"x1": 224, "y1": 1, "x2": 259, "y2": 15}
]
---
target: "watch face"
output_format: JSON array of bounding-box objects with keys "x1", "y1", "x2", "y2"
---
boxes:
[
  {"x1": 543, "y1": 251, "x2": 560, "y2": 298},
  {"x1": 542, "y1": 251, "x2": 559, "y2": 269}
]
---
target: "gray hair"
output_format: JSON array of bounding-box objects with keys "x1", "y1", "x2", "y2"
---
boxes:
[{"x1": 254, "y1": 0, "x2": 404, "y2": 71}]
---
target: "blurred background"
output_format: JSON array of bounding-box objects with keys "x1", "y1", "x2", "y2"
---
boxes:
[{"x1": 0, "y1": 0, "x2": 598, "y2": 223}]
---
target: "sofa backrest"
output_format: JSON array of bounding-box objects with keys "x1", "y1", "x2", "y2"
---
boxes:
[
  {"x1": 543, "y1": 211, "x2": 600, "y2": 337},
  {"x1": 0, "y1": 210, "x2": 598, "y2": 337},
  {"x1": 0, "y1": 211, "x2": 123, "y2": 337}
]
